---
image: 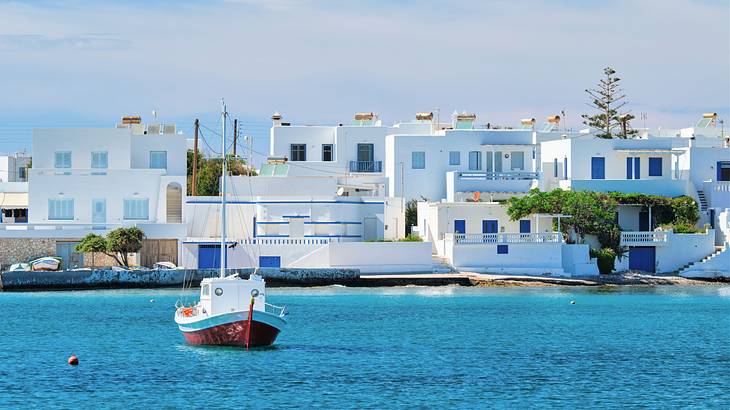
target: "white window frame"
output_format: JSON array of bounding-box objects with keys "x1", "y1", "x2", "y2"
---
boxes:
[
  {"x1": 54, "y1": 151, "x2": 72, "y2": 169},
  {"x1": 123, "y1": 198, "x2": 149, "y2": 220},
  {"x1": 449, "y1": 151, "x2": 460, "y2": 165},
  {"x1": 149, "y1": 151, "x2": 168, "y2": 170},
  {"x1": 48, "y1": 198, "x2": 74, "y2": 220},
  {"x1": 91, "y1": 151, "x2": 108, "y2": 170},
  {"x1": 412, "y1": 151, "x2": 426, "y2": 169}
]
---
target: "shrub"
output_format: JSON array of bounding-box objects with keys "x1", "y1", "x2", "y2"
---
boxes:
[
  {"x1": 590, "y1": 247, "x2": 616, "y2": 275},
  {"x1": 400, "y1": 234, "x2": 423, "y2": 242}
]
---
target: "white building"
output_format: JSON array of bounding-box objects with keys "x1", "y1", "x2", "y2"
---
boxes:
[
  {"x1": 416, "y1": 201, "x2": 596, "y2": 277},
  {"x1": 0, "y1": 118, "x2": 188, "y2": 269},
  {"x1": 0, "y1": 153, "x2": 30, "y2": 182}
]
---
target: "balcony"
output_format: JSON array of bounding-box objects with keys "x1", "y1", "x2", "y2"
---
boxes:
[
  {"x1": 620, "y1": 231, "x2": 668, "y2": 246},
  {"x1": 452, "y1": 232, "x2": 561, "y2": 244},
  {"x1": 447, "y1": 171, "x2": 540, "y2": 201},
  {"x1": 349, "y1": 161, "x2": 382, "y2": 173}
]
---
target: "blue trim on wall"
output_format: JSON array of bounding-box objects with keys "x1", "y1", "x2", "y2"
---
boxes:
[
  {"x1": 187, "y1": 200, "x2": 385, "y2": 205},
  {"x1": 255, "y1": 221, "x2": 289, "y2": 225},
  {"x1": 282, "y1": 215, "x2": 311, "y2": 218},
  {"x1": 304, "y1": 221, "x2": 362, "y2": 225}
]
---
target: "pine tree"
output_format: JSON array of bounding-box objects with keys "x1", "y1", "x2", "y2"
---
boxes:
[{"x1": 581, "y1": 67, "x2": 637, "y2": 139}]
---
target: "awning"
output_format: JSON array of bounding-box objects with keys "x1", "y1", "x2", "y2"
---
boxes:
[{"x1": 0, "y1": 192, "x2": 28, "y2": 209}]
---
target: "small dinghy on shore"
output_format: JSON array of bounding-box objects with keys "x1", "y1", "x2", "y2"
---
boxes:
[
  {"x1": 8, "y1": 263, "x2": 30, "y2": 272},
  {"x1": 29, "y1": 257, "x2": 62, "y2": 271}
]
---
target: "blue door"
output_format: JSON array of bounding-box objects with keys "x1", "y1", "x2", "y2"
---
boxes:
[
  {"x1": 259, "y1": 256, "x2": 281, "y2": 268},
  {"x1": 629, "y1": 246, "x2": 655, "y2": 273},
  {"x1": 482, "y1": 220, "x2": 498, "y2": 233},
  {"x1": 56, "y1": 242, "x2": 83, "y2": 270},
  {"x1": 198, "y1": 245, "x2": 221, "y2": 269},
  {"x1": 519, "y1": 220, "x2": 531, "y2": 233},
  {"x1": 633, "y1": 157, "x2": 640, "y2": 179},
  {"x1": 454, "y1": 220, "x2": 466, "y2": 234},
  {"x1": 591, "y1": 157, "x2": 605, "y2": 180}
]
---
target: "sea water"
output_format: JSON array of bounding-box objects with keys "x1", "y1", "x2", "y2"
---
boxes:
[{"x1": 1, "y1": 285, "x2": 728, "y2": 408}]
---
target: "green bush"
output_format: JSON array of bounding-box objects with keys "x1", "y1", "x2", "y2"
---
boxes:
[
  {"x1": 590, "y1": 248, "x2": 616, "y2": 275},
  {"x1": 401, "y1": 234, "x2": 423, "y2": 242}
]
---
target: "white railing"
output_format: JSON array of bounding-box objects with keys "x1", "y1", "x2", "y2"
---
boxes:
[
  {"x1": 240, "y1": 238, "x2": 329, "y2": 245},
  {"x1": 265, "y1": 303, "x2": 286, "y2": 317},
  {"x1": 620, "y1": 231, "x2": 668, "y2": 244},
  {"x1": 458, "y1": 171, "x2": 540, "y2": 180},
  {"x1": 452, "y1": 232, "x2": 561, "y2": 244},
  {"x1": 712, "y1": 181, "x2": 730, "y2": 192}
]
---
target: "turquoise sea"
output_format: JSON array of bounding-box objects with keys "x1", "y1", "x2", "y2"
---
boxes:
[{"x1": 1, "y1": 285, "x2": 729, "y2": 408}]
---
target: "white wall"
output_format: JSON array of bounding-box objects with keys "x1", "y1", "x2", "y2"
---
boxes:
[
  {"x1": 186, "y1": 195, "x2": 404, "y2": 241},
  {"x1": 33, "y1": 128, "x2": 132, "y2": 169},
  {"x1": 181, "y1": 241, "x2": 432, "y2": 273},
  {"x1": 450, "y1": 241, "x2": 565, "y2": 275},
  {"x1": 131, "y1": 133, "x2": 187, "y2": 176},
  {"x1": 654, "y1": 230, "x2": 716, "y2": 273},
  {"x1": 328, "y1": 242, "x2": 432, "y2": 273},
  {"x1": 386, "y1": 129, "x2": 537, "y2": 201}
]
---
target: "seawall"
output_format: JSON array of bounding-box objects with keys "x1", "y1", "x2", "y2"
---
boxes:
[{"x1": 0, "y1": 268, "x2": 362, "y2": 291}]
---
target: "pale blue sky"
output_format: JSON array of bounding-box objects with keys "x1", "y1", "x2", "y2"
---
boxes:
[{"x1": 0, "y1": 0, "x2": 728, "y2": 162}]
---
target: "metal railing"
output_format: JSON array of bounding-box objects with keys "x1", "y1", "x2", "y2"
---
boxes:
[
  {"x1": 452, "y1": 232, "x2": 561, "y2": 244},
  {"x1": 241, "y1": 238, "x2": 330, "y2": 245},
  {"x1": 265, "y1": 303, "x2": 286, "y2": 317},
  {"x1": 620, "y1": 231, "x2": 668, "y2": 244},
  {"x1": 458, "y1": 171, "x2": 539, "y2": 180},
  {"x1": 349, "y1": 161, "x2": 382, "y2": 173}
]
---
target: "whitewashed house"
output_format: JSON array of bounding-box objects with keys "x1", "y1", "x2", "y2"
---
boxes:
[
  {"x1": 0, "y1": 153, "x2": 30, "y2": 182},
  {"x1": 0, "y1": 118, "x2": 188, "y2": 268},
  {"x1": 415, "y1": 200, "x2": 596, "y2": 276}
]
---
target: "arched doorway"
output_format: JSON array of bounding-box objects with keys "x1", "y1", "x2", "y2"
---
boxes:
[{"x1": 166, "y1": 182, "x2": 182, "y2": 223}]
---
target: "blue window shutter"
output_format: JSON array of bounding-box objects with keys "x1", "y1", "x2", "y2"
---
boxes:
[
  {"x1": 519, "y1": 220, "x2": 530, "y2": 233},
  {"x1": 454, "y1": 220, "x2": 466, "y2": 234},
  {"x1": 626, "y1": 157, "x2": 633, "y2": 179},
  {"x1": 563, "y1": 157, "x2": 568, "y2": 179},
  {"x1": 553, "y1": 158, "x2": 558, "y2": 177},
  {"x1": 497, "y1": 245, "x2": 508, "y2": 254},
  {"x1": 648, "y1": 157, "x2": 662, "y2": 176},
  {"x1": 634, "y1": 157, "x2": 640, "y2": 179},
  {"x1": 717, "y1": 161, "x2": 722, "y2": 181},
  {"x1": 591, "y1": 157, "x2": 605, "y2": 179}
]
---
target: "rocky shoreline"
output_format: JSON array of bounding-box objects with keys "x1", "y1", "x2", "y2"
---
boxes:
[{"x1": 0, "y1": 268, "x2": 726, "y2": 291}]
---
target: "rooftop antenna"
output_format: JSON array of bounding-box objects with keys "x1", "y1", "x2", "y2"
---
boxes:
[
  {"x1": 152, "y1": 109, "x2": 157, "y2": 120},
  {"x1": 640, "y1": 112, "x2": 647, "y2": 131}
]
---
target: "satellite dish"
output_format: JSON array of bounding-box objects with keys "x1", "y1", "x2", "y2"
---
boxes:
[{"x1": 336, "y1": 187, "x2": 345, "y2": 196}]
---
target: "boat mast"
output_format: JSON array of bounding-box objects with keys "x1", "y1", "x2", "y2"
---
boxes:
[{"x1": 220, "y1": 99, "x2": 227, "y2": 278}]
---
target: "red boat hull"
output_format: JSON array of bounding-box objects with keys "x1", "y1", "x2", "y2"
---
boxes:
[{"x1": 182, "y1": 319, "x2": 281, "y2": 347}]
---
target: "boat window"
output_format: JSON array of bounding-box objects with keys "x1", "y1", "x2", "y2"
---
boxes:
[
  {"x1": 201, "y1": 285, "x2": 209, "y2": 296},
  {"x1": 215, "y1": 287, "x2": 223, "y2": 296}
]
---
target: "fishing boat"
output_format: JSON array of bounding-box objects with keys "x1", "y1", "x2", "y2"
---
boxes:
[{"x1": 174, "y1": 100, "x2": 287, "y2": 348}]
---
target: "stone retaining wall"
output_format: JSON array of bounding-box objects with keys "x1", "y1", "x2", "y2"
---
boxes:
[{"x1": 0, "y1": 238, "x2": 56, "y2": 269}]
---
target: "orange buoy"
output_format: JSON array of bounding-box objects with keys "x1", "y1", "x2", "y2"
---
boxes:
[{"x1": 68, "y1": 355, "x2": 79, "y2": 366}]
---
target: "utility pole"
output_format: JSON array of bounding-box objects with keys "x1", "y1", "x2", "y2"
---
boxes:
[
  {"x1": 233, "y1": 118, "x2": 238, "y2": 157},
  {"x1": 192, "y1": 118, "x2": 199, "y2": 196}
]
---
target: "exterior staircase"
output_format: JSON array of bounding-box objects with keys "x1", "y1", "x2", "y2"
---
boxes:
[
  {"x1": 696, "y1": 190, "x2": 708, "y2": 212},
  {"x1": 677, "y1": 245, "x2": 728, "y2": 278}
]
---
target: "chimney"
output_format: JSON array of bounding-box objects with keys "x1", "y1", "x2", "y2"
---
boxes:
[{"x1": 271, "y1": 112, "x2": 282, "y2": 127}]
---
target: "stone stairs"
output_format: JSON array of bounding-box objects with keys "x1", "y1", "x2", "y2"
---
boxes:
[
  {"x1": 677, "y1": 245, "x2": 726, "y2": 276},
  {"x1": 696, "y1": 190, "x2": 708, "y2": 212}
]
